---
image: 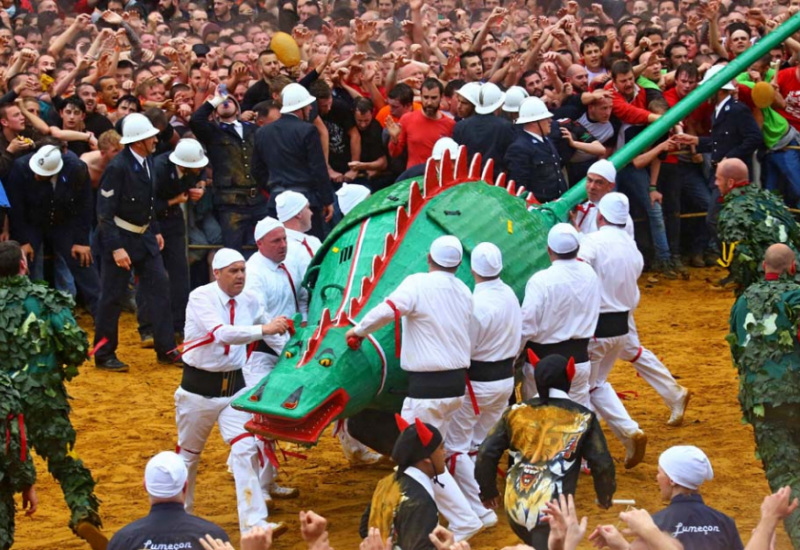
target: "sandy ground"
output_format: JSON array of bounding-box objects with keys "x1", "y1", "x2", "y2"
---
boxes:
[{"x1": 13, "y1": 265, "x2": 790, "y2": 550}]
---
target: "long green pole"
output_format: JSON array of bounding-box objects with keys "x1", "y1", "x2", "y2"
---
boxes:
[{"x1": 542, "y1": 12, "x2": 800, "y2": 222}]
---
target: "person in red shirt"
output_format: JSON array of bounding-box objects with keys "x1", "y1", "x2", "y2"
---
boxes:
[
  {"x1": 387, "y1": 78, "x2": 456, "y2": 169},
  {"x1": 776, "y1": 64, "x2": 800, "y2": 132},
  {"x1": 604, "y1": 60, "x2": 661, "y2": 126}
]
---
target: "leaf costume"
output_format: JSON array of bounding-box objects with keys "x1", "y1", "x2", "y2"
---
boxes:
[
  {"x1": 0, "y1": 371, "x2": 35, "y2": 550},
  {"x1": 0, "y1": 276, "x2": 100, "y2": 533},
  {"x1": 728, "y1": 276, "x2": 800, "y2": 546}
]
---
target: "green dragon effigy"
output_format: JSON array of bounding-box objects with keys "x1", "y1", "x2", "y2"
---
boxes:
[{"x1": 233, "y1": 147, "x2": 568, "y2": 452}]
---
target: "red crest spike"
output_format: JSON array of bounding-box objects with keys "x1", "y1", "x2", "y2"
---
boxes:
[
  {"x1": 526, "y1": 348, "x2": 540, "y2": 367},
  {"x1": 455, "y1": 145, "x2": 469, "y2": 180},
  {"x1": 469, "y1": 152, "x2": 483, "y2": 179},
  {"x1": 395, "y1": 413, "x2": 410, "y2": 431},
  {"x1": 566, "y1": 357, "x2": 576, "y2": 382},
  {"x1": 415, "y1": 417, "x2": 433, "y2": 446},
  {"x1": 423, "y1": 157, "x2": 439, "y2": 197},
  {"x1": 481, "y1": 158, "x2": 494, "y2": 183},
  {"x1": 440, "y1": 147, "x2": 455, "y2": 187}
]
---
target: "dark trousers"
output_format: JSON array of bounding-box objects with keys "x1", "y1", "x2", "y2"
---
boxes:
[
  {"x1": 36, "y1": 228, "x2": 101, "y2": 318},
  {"x1": 658, "y1": 162, "x2": 711, "y2": 256},
  {"x1": 94, "y1": 237, "x2": 174, "y2": 359},
  {"x1": 137, "y1": 216, "x2": 189, "y2": 335},
  {"x1": 751, "y1": 404, "x2": 800, "y2": 548},
  {"x1": 216, "y1": 202, "x2": 270, "y2": 253}
]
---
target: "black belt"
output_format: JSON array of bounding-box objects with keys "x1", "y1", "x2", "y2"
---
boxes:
[
  {"x1": 181, "y1": 365, "x2": 245, "y2": 398},
  {"x1": 216, "y1": 186, "x2": 260, "y2": 198},
  {"x1": 407, "y1": 369, "x2": 466, "y2": 399},
  {"x1": 468, "y1": 358, "x2": 514, "y2": 382},
  {"x1": 253, "y1": 340, "x2": 279, "y2": 356},
  {"x1": 594, "y1": 312, "x2": 630, "y2": 338},
  {"x1": 526, "y1": 338, "x2": 589, "y2": 364}
]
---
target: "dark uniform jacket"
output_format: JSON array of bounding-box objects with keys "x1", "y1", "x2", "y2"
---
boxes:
[
  {"x1": 697, "y1": 98, "x2": 763, "y2": 172},
  {"x1": 6, "y1": 150, "x2": 92, "y2": 249},
  {"x1": 96, "y1": 146, "x2": 160, "y2": 256},
  {"x1": 189, "y1": 101, "x2": 261, "y2": 207},
  {"x1": 504, "y1": 129, "x2": 568, "y2": 203},
  {"x1": 153, "y1": 152, "x2": 202, "y2": 224},
  {"x1": 251, "y1": 113, "x2": 333, "y2": 207},
  {"x1": 107, "y1": 502, "x2": 229, "y2": 550},
  {"x1": 453, "y1": 113, "x2": 516, "y2": 173},
  {"x1": 652, "y1": 494, "x2": 744, "y2": 550}
]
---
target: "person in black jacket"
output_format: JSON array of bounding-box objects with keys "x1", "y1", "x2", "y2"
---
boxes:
[
  {"x1": 251, "y1": 83, "x2": 333, "y2": 239},
  {"x1": 453, "y1": 82, "x2": 516, "y2": 173},
  {"x1": 93, "y1": 113, "x2": 177, "y2": 372},
  {"x1": 6, "y1": 144, "x2": 100, "y2": 318},
  {"x1": 190, "y1": 84, "x2": 266, "y2": 251},
  {"x1": 475, "y1": 354, "x2": 615, "y2": 549}
]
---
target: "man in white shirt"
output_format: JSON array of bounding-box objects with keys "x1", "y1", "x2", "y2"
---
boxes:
[
  {"x1": 336, "y1": 183, "x2": 371, "y2": 216},
  {"x1": 575, "y1": 160, "x2": 690, "y2": 427},
  {"x1": 579, "y1": 193, "x2": 647, "y2": 469},
  {"x1": 176, "y1": 248, "x2": 290, "y2": 535},
  {"x1": 275, "y1": 190, "x2": 321, "y2": 276},
  {"x1": 446, "y1": 242, "x2": 521, "y2": 530},
  {"x1": 345, "y1": 235, "x2": 484, "y2": 541},
  {"x1": 520, "y1": 223, "x2": 600, "y2": 409}
]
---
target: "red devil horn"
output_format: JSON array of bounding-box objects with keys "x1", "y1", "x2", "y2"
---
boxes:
[
  {"x1": 395, "y1": 413, "x2": 410, "y2": 432},
  {"x1": 526, "y1": 349, "x2": 540, "y2": 368},
  {"x1": 415, "y1": 417, "x2": 433, "y2": 446},
  {"x1": 566, "y1": 357, "x2": 576, "y2": 382}
]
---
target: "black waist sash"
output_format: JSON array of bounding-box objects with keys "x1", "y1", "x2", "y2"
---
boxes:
[
  {"x1": 526, "y1": 338, "x2": 590, "y2": 363},
  {"x1": 594, "y1": 311, "x2": 630, "y2": 338},
  {"x1": 468, "y1": 358, "x2": 514, "y2": 382},
  {"x1": 181, "y1": 365, "x2": 245, "y2": 398},
  {"x1": 407, "y1": 369, "x2": 467, "y2": 399},
  {"x1": 253, "y1": 340, "x2": 279, "y2": 356}
]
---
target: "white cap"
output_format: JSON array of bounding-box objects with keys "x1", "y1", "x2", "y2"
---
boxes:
[
  {"x1": 169, "y1": 138, "x2": 208, "y2": 169},
  {"x1": 30, "y1": 144, "x2": 63, "y2": 176},
  {"x1": 275, "y1": 190, "x2": 309, "y2": 222},
  {"x1": 456, "y1": 82, "x2": 482, "y2": 106},
  {"x1": 475, "y1": 82, "x2": 506, "y2": 115},
  {"x1": 336, "y1": 183, "x2": 371, "y2": 215},
  {"x1": 144, "y1": 451, "x2": 188, "y2": 498},
  {"x1": 515, "y1": 96, "x2": 553, "y2": 124},
  {"x1": 471, "y1": 242, "x2": 502, "y2": 277},
  {"x1": 547, "y1": 223, "x2": 581, "y2": 254},
  {"x1": 430, "y1": 235, "x2": 463, "y2": 268},
  {"x1": 587, "y1": 159, "x2": 616, "y2": 184},
  {"x1": 431, "y1": 137, "x2": 459, "y2": 161},
  {"x1": 598, "y1": 192, "x2": 629, "y2": 225},
  {"x1": 701, "y1": 64, "x2": 735, "y2": 91},
  {"x1": 212, "y1": 248, "x2": 245, "y2": 270},
  {"x1": 502, "y1": 85, "x2": 529, "y2": 113},
  {"x1": 659, "y1": 446, "x2": 714, "y2": 490},
  {"x1": 254, "y1": 216, "x2": 284, "y2": 242}
]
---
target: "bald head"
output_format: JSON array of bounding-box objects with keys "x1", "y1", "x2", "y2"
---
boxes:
[
  {"x1": 764, "y1": 243, "x2": 796, "y2": 276},
  {"x1": 714, "y1": 158, "x2": 749, "y2": 195},
  {"x1": 566, "y1": 64, "x2": 588, "y2": 91}
]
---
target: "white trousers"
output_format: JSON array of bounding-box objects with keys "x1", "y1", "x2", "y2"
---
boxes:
[
  {"x1": 401, "y1": 396, "x2": 483, "y2": 540},
  {"x1": 446, "y1": 378, "x2": 513, "y2": 523},
  {"x1": 337, "y1": 419, "x2": 379, "y2": 459},
  {"x1": 621, "y1": 317, "x2": 684, "y2": 408},
  {"x1": 521, "y1": 359, "x2": 591, "y2": 409},
  {"x1": 588, "y1": 336, "x2": 640, "y2": 441},
  {"x1": 175, "y1": 386, "x2": 268, "y2": 534},
  {"x1": 244, "y1": 351, "x2": 278, "y2": 389}
]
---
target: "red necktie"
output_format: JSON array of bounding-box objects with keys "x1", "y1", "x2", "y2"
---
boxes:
[
  {"x1": 225, "y1": 298, "x2": 235, "y2": 355},
  {"x1": 278, "y1": 263, "x2": 300, "y2": 311},
  {"x1": 301, "y1": 238, "x2": 314, "y2": 258},
  {"x1": 576, "y1": 202, "x2": 594, "y2": 227}
]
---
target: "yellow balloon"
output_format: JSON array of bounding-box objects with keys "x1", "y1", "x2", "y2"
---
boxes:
[
  {"x1": 752, "y1": 81, "x2": 775, "y2": 109},
  {"x1": 271, "y1": 32, "x2": 301, "y2": 68}
]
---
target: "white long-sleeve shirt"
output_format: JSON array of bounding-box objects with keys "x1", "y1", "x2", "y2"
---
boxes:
[
  {"x1": 470, "y1": 279, "x2": 522, "y2": 362},
  {"x1": 285, "y1": 228, "x2": 322, "y2": 278},
  {"x1": 575, "y1": 200, "x2": 634, "y2": 236},
  {"x1": 520, "y1": 259, "x2": 601, "y2": 346},
  {"x1": 244, "y1": 251, "x2": 309, "y2": 352},
  {"x1": 354, "y1": 271, "x2": 473, "y2": 372},
  {"x1": 183, "y1": 282, "x2": 266, "y2": 372},
  {"x1": 578, "y1": 225, "x2": 643, "y2": 313}
]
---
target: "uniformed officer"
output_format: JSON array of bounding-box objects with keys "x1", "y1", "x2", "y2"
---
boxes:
[
  {"x1": 447, "y1": 242, "x2": 521, "y2": 530},
  {"x1": 452, "y1": 83, "x2": 516, "y2": 172},
  {"x1": 93, "y1": 113, "x2": 176, "y2": 372},
  {"x1": 521, "y1": 223, "x2": 600, "y2": 409},
  {"x1": 575, "y1": 160, "x2": 690, "y2": 426},
  {"x1": 504, "y1": 97, "x2": 570, "y2": 203},
  {"x1": 190, "y1": 84, "x2": 264, "y2": 251},
  {"x1": 346, "y1": 236, "x2": 483, "y2": 541},
  {"x1": 6, "y1": 144, "x2": 100, "y2": 318},
  {"x1": 579, "y1": 192, "x2": 647, "y2": 469}
]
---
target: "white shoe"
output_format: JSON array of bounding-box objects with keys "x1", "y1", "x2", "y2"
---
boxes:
[
  {"x1": 267, "y1": 522, "x2": 288, "y2": 538},
  {"x1": 352, "y1": 449, "x2": 384, "y2": 465},
  {"x1": 622, "y1": 430, "x2": 647, "y2": 469},
  {"x1": 667, "y1": 387, "x2": 691, "y2": 426},
  {"x1": 480, "y1": 511, "x2": 498, "y2": 528},
  {"x1": 268, "y1": 483, "x2": 299, "y2": 499},
  {"x1": 453, "y1": 524, "x2": 484, "y2": 542}
]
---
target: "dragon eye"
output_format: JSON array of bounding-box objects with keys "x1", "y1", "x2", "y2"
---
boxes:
[
  {"x1": 319, "y1": 358, "x2": 332, "y2": 367},
  {"x1": 284, "y1": 350, "x2": 294, "y2": 358}
]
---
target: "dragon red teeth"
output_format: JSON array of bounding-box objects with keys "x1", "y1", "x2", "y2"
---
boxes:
[{"x1": 481, "y1": 157, "x2": 494, "y2": 183}]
